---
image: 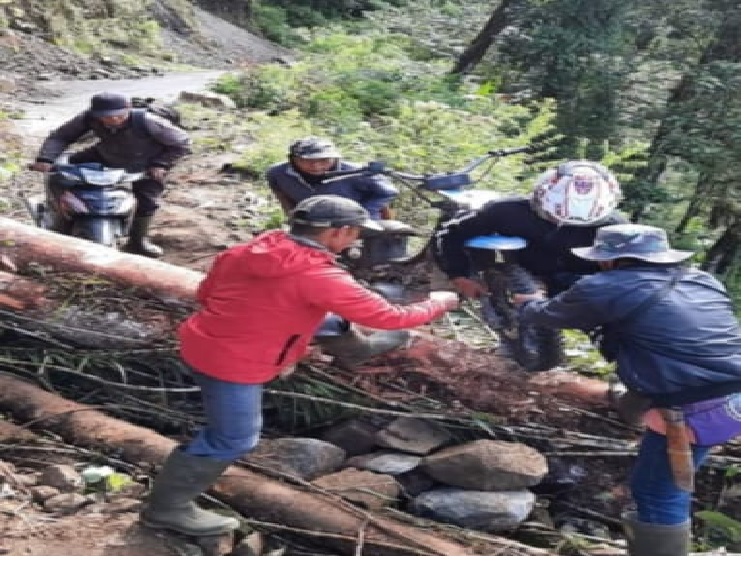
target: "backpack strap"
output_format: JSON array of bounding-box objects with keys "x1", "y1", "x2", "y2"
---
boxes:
[{"x1": 130, "y1": 108, "x2": 152, "y2": 139}]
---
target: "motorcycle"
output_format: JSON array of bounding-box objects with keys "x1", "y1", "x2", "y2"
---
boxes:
[
  {"x1": 320, "y1": 146, "x2": 564, "y2": 372},
  {"x1": 23, "y1": 162, "x2": 143, "y2": 248}
]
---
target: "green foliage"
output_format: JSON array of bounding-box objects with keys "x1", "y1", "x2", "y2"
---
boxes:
[
  {"x1": 249, "y1": 0, "x2": 409, "y2": 45},
  {"x1": 694, "y1": 510, "x2": 742, "y2": 547}
]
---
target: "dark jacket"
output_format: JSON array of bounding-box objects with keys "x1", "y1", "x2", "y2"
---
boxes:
[
  {"x1": 520, "y1": 264, "x2": 741, "y2": 407},
  {"x1": 434, "y1": 197, "x2": 627, "y2": 283},
  {"x1": 266, "y1": 161, "x2": 398, "y2": 219},
  {"x1": 179, "y1": 230, "x2": 451, "y2": 383},
  {"x1": 36, "y1": 110, "x2": 191, "y2": 170}
]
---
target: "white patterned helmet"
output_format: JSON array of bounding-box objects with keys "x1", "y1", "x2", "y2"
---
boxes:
[{"x1": 531, "y1": 160, "x2": 622, "y2": 225}]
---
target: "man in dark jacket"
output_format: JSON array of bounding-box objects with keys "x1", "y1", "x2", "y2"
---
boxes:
[
  {"x1": 266, "y1": 136, "x2": 399, "y2": 220},
  {"x1": 29, "y1": 92, "x2": 191, "y2": 257},
  {"x1": 140, "y1": 195, "x2": 459, "y2": 536},
  {"x1": 434, "y1": 160, "x2": 627, "y2": 298},
  {"x1": 516, "y1": 224, "x2": 741, "y2": 556}
]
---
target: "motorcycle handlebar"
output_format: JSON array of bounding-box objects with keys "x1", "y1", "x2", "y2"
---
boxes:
[{"x1": 320, "y1": 145, "x2": 533, "y2": 185}]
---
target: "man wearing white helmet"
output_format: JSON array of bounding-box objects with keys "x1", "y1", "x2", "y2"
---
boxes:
[{"x1": 433, "y1": 160, "x2": 627, "y2": 298}]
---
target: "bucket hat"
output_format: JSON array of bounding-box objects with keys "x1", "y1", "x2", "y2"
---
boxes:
[{"x1": 571, "y1": 224, "x2": 694, "y2": 263}]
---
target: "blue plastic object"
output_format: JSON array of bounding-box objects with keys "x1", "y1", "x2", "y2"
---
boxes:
[{"x1": 464, "y1": 234, "x2": 527, "y2": 250}]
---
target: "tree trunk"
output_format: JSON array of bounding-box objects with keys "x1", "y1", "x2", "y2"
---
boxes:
[
  {"x1": 0, "y1": 374, "x2": 486, "y2": 556},
  {"x1": 701, "y1": 217, "x2": 740, "y2": 275},
  {"x1": 451, "y1": 0, "x2": 515, "y2": 76}
]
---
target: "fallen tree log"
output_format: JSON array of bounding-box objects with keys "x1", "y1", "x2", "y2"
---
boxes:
[
  {"x1": 0, "y1": 218, "x2": 202, "y2": 302},
  {"x1": 0, "y1": 217, "x2": 611, "y2": 420},
  {"x1": 0, "y1": 373, "x2": 550, "y2": 556}
]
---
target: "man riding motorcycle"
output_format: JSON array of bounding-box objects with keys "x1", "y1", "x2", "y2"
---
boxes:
[{"x1": 29, "y1": 92, "x2": 191, "y2": 258}]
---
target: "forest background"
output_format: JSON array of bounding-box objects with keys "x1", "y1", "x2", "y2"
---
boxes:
[{"x1": 214, "y1": 0, "x2": 741, "y2": 307}]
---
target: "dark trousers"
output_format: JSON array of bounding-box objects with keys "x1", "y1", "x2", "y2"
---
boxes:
[{"x1": 68, "y1": 147, "x2": 165, "y2": 217}]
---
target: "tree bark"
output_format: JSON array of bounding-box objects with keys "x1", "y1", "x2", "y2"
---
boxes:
[{"x1": 451, "y1": 0, "x2": 515, "y2": 76}]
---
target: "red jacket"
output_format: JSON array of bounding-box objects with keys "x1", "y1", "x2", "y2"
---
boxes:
[{"x1": 179, "y1": 230, "x2": 449, "y2": 383}]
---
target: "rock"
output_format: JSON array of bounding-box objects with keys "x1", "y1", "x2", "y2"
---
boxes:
[
  {"x1": 230, "y1": 531, "x2": 264, "y2": 556},
  {"x1": 39, "y1": 465, "x2": 83, "y2": 492},
  {"x1": 422, "y1": 440, "x2": 548, "y2": 491},
  {"x1": 320, "y1": 418, "x2": 380, "y2": 456},
  {"x1": 0, "y1": 420, "x2": 37, "y2": 442},
  {"x1": 374, "y1": 417, "x2": 452, "y2": 454},
  {"x1": 178, "y1": 90, "x2": 236, "y2": 109},
  {"x1": 311, "y1": 468, "x2": 400, "y2": 509},
  {"x1": 243, "y1": 438, "x2": 346, "y2": 481},
  {"x1": 29, "y1": 485, "x2": 59, "y2": 503},
  {"x1": 346, "y1": 452, "x2": 422, "y2": 475},
  {"x1": 411, "y1": 488, "x2": 536, "y2": 532},
  {"x1": 43, "y1": 492, "x2": 90, "y2": 513},
  {"x1": 196, "y1": 533, "x2": 236, "y2": 556}
]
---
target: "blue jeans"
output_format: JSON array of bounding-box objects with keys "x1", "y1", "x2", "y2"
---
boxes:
[
  {"x1": 630, "y1": 430, "x2": 711, "y2": 525},
  {"x1": 182, "y1": 371, "x2": 264, "y2": 461}
]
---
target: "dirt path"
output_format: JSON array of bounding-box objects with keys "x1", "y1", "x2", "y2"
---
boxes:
[{"x1": 12, "y1": 70, "x2": 228, "y2": 141}]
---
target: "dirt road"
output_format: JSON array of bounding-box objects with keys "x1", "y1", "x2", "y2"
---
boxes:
[{"x1": 12, "y1": 70, "x2": 229, "y2": 141}]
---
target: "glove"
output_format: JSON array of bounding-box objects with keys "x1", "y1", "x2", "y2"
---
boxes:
[
  {"x1": 451, "y1": 277, "x2": 488, "y2": 299},
  {"x1": 147, "y1": 166, "x2": 168, "y2": 181},
  {"x1": 29, "y1": 162, "x2": 53, "y2": 173}
]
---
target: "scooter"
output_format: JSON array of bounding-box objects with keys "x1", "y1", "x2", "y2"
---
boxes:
[
  {"x1": 321, "y1": 147, "x2": 564, "y2": 372},
  {"x1": 23, "y1": 162, "x2": 143, "y2": 248}
]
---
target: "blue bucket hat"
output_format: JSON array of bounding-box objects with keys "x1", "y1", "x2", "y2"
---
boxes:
[{"x1": 571, "y1": 224, "x2": 694, "y2": 263}]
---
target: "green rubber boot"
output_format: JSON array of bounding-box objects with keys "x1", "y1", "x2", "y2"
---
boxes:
[
  {"x1": 141, "y1": 448, "x2": 239, "y2": 536},
  {"x1": 317, "y1": 327, "x2": 410, "y2": 370},
  {"x1": 622, "y1": 511, "x2": 691, "y2": 556}
]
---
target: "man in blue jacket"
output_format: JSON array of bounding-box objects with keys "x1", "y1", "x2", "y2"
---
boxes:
[
  {"x1": 515, "y1": 224, "x2": 741, "y2": 556},
  {"x1": 266, "y1": 136, "x2": 399, "y2": 220}
]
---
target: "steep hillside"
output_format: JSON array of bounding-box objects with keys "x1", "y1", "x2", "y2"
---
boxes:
[{"x1": 0, "y1": 0, "x2": 291, "y2": 83}]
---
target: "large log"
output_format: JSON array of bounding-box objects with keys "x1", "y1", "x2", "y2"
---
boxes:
[
  {"x1": 0, "y1": 218, "x2": 202, "y2": 302},
  {"x1": 0, "y1": 373, "x2": 486, "y2": 556},
  {"x1": 0, "y1": 218, "x2": 611, "y2": 416}
]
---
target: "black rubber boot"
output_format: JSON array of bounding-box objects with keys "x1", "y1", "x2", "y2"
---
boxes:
[
  {"x1": 622, "y1": 511, "x2": 691, "y2": 556},
  {"x1": 124, "y1": 215, "x2": 163, "y2": 258},
  {"x1": 141, "y1": 448, "x2": 239, "y2": 536},
  {"x1": 317, "y1": 327, "x2": 410, "y2": 370}
]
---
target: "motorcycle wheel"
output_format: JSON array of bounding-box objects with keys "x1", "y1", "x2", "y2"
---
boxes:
[
  {"x1": 483, "y1": 265, "x2": 565, "y2": 372},
  {"x1": 71, "y1": 219, "x2": 119, "y2": 248}
]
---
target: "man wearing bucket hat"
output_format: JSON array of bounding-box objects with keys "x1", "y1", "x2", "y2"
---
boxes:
[
  {"x1": 141, "y1": 195, "x2": 459, "y2": 536},
  {"x1": 29, "y1": 92, "x2": 191, "y2": 258},
  {"x1": 515, "y1": 224, "x2": 741, "y2": 556},
  {"x1": 266, "y1": 136, "x2": 399, "y2": 220}
]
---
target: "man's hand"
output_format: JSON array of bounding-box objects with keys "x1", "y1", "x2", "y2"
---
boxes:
[
  {"x1": 28, "y1": 162, "x2": 53, "y2": 173},
  {"x1": 451, "y1": 277, "x2": 488, "y2": 299},
  {"x1": 428, "y1": 290, "x2": 460, "y2": 311},
  {"x1": 512, "y1": 291, "x2": 546, "y2": 306},
  {"x1": 147, "y1": 166, "x2": 168, "y2": 181}
]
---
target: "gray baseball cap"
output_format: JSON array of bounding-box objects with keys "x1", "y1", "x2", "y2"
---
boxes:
[
  {"x1": 289, "y1": 137, "x2": 342, "y2": 159},
  {"x1": 290, "y1": 195, "x2": 382, "y2": 231},
  {"x1": 571, "y1": 224, "x2": 693, "y2": 263}
]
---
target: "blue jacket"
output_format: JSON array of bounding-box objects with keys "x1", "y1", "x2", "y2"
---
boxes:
[
  {"x1": 266, "y1": 161, "x2": 398, "y2": 219},
  {"x1": 520, "y1": 264, "x2": 741, "y2": 406}
]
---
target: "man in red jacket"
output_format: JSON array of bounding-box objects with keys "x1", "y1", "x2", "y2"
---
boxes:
[{"x1": 141, "y1": 195, "x2": 459, "y2": 537}]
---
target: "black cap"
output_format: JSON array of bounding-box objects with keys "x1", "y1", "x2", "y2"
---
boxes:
[
  {"x1": 290, "y1": 195, "x2": 382, "y2": 231},
  {"x1": 89, "y1": 92, "x2": 130, "y2": 118}
]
